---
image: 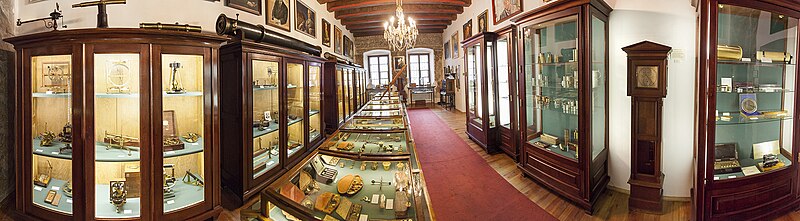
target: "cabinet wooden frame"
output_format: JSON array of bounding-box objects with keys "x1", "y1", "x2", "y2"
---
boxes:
[
  {"x1": 219, "y1": 39, "x2": 326, "y2": 209},
  {"x1": 5, "y1": 28, "x2": 226, "y2": 221},
  {"x1": 512, "y1": 0, "x2": 611, "y2": 213},
  {"x1": 462, "y1": 32, "x2": 501, "y2": 154},
  {"x1": 694, "y1": 0, "x2": 800, "y2": 220}
]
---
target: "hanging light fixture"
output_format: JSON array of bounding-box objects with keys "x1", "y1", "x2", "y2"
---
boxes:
[{"x1": 383, "y1": 0, "x2": 418, "y2": 51}]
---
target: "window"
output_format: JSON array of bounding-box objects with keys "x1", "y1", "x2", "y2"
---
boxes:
[
  {"x1": 368, "y1": 55, "x2": 390, "y2": 86},
  {"x1": 408, "y1": 54, "x2": 431, "y2": 86}
]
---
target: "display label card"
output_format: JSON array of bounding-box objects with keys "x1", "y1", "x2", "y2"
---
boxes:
[
  {"x1": 36, "y1": 149, "x2": 43, "y2": 153},
  {"x1": 741, "y1": 58, "x2": 752, "y2": 62},
  {"x1": 727, "y1": 175, "x2": 736, "y2": 179},
  {"x1": 762, "y1": 58, "x2": 773, "y2": 63},
  {"x1": 166, "y1": 200, "x2": 175, "y2": 205},
  {"x1": 386, "y1": 199, "x2": 394, "y2": 210},
  {"x1": 266, "y1": 161, "x2": 275, "y2": 166},
  {"x1": 371, "y1": 194, "x2": 379, "y2": 204},
  {"x1": 123, "y1": 210, "x2": 132, "y2": 214},
  {"x1": 165, "y1": 151, "x2": 176, "y2": 155},
  {"x1": 118, "y1": 155, "x2": 127, "y2": 158},
  {"x1": 359, "y1": 214, "x2": 368, "y2": 221},
  {"x1": 191, "y1": 143, "x2": 198, "y2": 146},
  {"x1": 51, "y1": 152, "x2": 60, "y2": 155},
  {"x1": 51, "y1": 186, "x2": 60, "y2": 191},
  {"x1": 46, "y1": 91, "x2": 55, "y2": 95},
  {"x1": 66, "y1": 199, "x2": 72, "y2": 204},
  {"x1": 34, "y1": 186, "x2": 43, "y2": 191}
]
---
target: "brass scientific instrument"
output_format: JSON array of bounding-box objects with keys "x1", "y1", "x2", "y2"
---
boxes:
[
  {"x1": 163, "y1": 164, "x2": 177, "y2": 199},
  {"x1": 34, "y1": 160, "x2": 53, "y2": 187},
  {"x1": 140, "y1": 22, "x2": 201, "y2": 32},
  {"x1": 371, "y1": 176, "x2": 392, "y2": 191},
  {"x1": 42, "y1": 62, "x2": 71, "y2": 94},
  {"x1": 182, "y1": 170, "x2": 205, "y2": 187},
  {"x1": 63, "y1": 179, "x2": 73, "y2": 197},
  {"x1": 104, "y1": 131, "x2": 139, "y2": 156},
  {"x1": 106, "y1": 60, "x2": 132, "y2": 93},
  {"x1": 182, "y1": 132, "x2": 200, "y2": 143},
  {"x1": 109, "y1": 180, "x2": 127, "y2": 213},
  {"x1": 16, "y1": 3, "x2": 66, "y2": 31},
  {"x1": 39, "y1": 125, "x2": 57, "y2": 147},
  {"x1": 72, "y1": 0, "x2": 126, "y2": 28},
  {"x1": 166, "y1": 62, "x2": 185, "y2": 94}
]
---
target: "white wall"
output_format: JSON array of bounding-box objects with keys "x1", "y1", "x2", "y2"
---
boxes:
[
  {"x1": 440, "y1": 0, "x2": 697, "y2": 198},
  {"x1": 15, "y1": 0, "x2": 354, "y2": 58}
]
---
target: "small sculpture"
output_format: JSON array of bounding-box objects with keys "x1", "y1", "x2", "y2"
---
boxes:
[{"x1": 109, "y1": 181, "x2": 127, "y2": 213}]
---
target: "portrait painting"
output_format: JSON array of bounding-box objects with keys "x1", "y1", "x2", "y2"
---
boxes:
[
  {"x1": 444, "y1": 41, "x2": 450, "y2": 59},
  {"x1": 393, "y1": 56, "x2": 405, "y2": 70},
  {"x1": 334, "y1": 26, "x2": 343, "y2": 54},
  {"x1": 295, "y1": 0, "x2": 316, "y2": 38},
  {"x1": 266, "y1": 0, "x2": 290, "y2": 31},
  {"x1": 343, "y1": 36, "x2": 352, "y2": 58},
  {"x1": 463, "y1": 19, "x2": 472, "y2": 39},
  {"x1": 478, "y1": 10, "x2": 488, "y2": 33},
  {"x1": 226, "y1": 0, "x2": 261, "y2": 15},
  {"x1": 451, "y1": 32, "x2": 459, "y2": 58},
  {"x1": 322, "y1": 19, "x2": 331, "y2": 47},
  {"x1": 492, "y1": 0, "x2": 522, "y2": 25}
]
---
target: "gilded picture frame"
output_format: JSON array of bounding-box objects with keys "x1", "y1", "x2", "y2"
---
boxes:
[
  {"x1": 226, "y1": 0, "x2": 262, "y2": 15},
  {"x1": 266, "y1": 0, "x2": 291, "y2": 31},
  {"x1": 295, "y1": 0, "x2": 316, "y2": 38}
]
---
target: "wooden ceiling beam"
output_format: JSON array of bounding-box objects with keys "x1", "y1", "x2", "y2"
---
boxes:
[
  {"x1": 317, "y1": 0, "x2": 337, "y2": 4},
  {"x1": 345, "y1": 20, "x2": 451, "y2": 29},
  {"x1": 334, "y1": 5, "x2": 462, "y2": 20},
  {"x1": 348, "y1": 25, "x2": 448, "y2": 32},
  {"x1": 353, "y1": 29, "x2": 442, "y2": 37},
  {"x1": 327, "y1": 0, "x2": 469, "y2": 11},
  {"x1": 341, "y1": 14, "x2": 456, "y2": 25}
]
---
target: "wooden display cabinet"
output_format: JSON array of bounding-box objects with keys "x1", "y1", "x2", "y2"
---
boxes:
[
  {"x1": 694, "y1": 1, "x2": 800, "y2": 220},
  {"x1": 463, "y1": 32, "x2": 500, "y2": 154},
  {"x1": 219, "y1": 39, "x2": 325, "y2": 208},
  {"x1": 512, "y1": 0, "x2": 611, "y2": 213},
  {"x1": 323, "y1": 61, "x2": 365, "y2": 134},
  {"x1": 5, "y1": 28, "x2": 225, "y2": 220}
]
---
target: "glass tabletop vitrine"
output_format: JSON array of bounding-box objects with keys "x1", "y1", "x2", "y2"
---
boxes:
[
  {"x1": 6, "y1": 28, "x2": 225, "y2": 221},
  {"x1": 513, "y1": 0, "x2": 611, "y2": 213},
  {"x1": 695, "y1": 1, "x2": 800, "y2": 220}
]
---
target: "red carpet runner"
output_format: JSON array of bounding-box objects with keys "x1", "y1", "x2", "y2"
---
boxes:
[{"x1": 408, "y1": 109, "x2": 558, "y2": 221}]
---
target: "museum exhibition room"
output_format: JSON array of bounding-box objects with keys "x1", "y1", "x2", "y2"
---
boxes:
[{"x1": 0, "y1": 0, "x2": 799, "y2": 220}]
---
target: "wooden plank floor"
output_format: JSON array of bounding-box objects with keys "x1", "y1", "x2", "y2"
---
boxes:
[{"x1": 423, "y1": 107, "x2": 691, "y2": 221}]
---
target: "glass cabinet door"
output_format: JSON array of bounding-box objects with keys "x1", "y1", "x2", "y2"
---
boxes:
[
  {"x1": 93, "y1": 52, "x2": 143, "y2": 218},
  {"x1": 712, "y1": 5, "x2": 797, "y2": 180},
  {"x1": 467, "y1": 44, "x2": 483, "y2": 125},
  {"x1": 337, "y1": 68, "x2": 345, "y2": 123},
  {"x1": 525, "y1": 15, "x2": 580, "y2": 160},
  {"x1": 31, "y1": 54, "x2": 74, "y2": 215},
  {"x1": 309, "y1": 64, "x2": 322, "y2": 142},
  {"x1": 252, "y1": 59, "x2": 281, "y2": 179},
  {"x1": 159, "y1": 53, "x2": 207, "y2": 213},
  {"x1": 590, "y1": 14, "x2": 608, "y2": 162},
  {"x1": 487, "y1": 41, "x2": 496, "y2": 128},
  {"x1": 286, "y1": 62, "x2": 305, "y2": 158},
  {"x1": 498, "y1": 37, "x2": 512, "y2": 129}
]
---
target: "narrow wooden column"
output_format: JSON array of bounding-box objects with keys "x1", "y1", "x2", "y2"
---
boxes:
[{"x1": 622, "y1": 41, "x2": 672, "y2": 213}]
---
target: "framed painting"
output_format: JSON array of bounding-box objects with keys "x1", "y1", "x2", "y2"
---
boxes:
[
  {"x1": 492, "y1": 0, "x2": 522, "y2": 25},
  {"x1": 343, "y1": 36, "x2": 352, "y2": 58},
  {"x1": 478, "y1": 10, "x2": 488, "y2": 33},
  {"x1": 393, "y1": 56, "x2": 405, "y2": 70},
  {"x1": 463, "y1": 19, "x2": 472, "y2": 39},
  {"x1": 226, "y1": 0, "x2": 262, "y2": 15},
  {"x1": 334, "y1": 26, "x2": 343, "y2": 54},
  {"x1": 322, "y1": 19, "x2": 331, "y2": 47},
  {"x1": 266, "y1": 0, "x2": 290, "y2": 31},
  {"x1": 295, "y1": 0, "x2": 316, "y2": 38},
  {"x1": 444, "y1": 41, "x2": 450, "y2": 59},
  {"x1": 451, "y1": 32, "x2": 459, "y2": 58}
]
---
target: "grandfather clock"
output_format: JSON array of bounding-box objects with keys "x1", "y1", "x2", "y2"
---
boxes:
[{"x1": 622, "y1": 41, "x2": 671, "y2": 213}]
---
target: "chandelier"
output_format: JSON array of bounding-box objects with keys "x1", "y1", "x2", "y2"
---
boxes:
[{"x1": 383, "y1": 0, "x2": 418, "y2": 51}]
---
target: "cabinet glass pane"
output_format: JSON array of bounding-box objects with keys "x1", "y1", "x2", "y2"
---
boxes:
[
  {"x1": 252, "y1": 60, "x2": 280, "y2": 178},
  {"x1": 93, "y1": 53, "x2": 142, "y2": 218},
  {"x1": 160, "y1": 54, "x2": 206, "y2": 212},
  {"x1": 309, "y1": 65, "x2": 322, "y2": 141},
  {"x1": 487, "y1": 42, "x2": 496, "y2": 128},
  {"x1": 31, "y1": 55, "x2": 73, "y2": 215},
  {"x1": 498, "y1": 38, "x2": 512, "y2": 128},
  {"x1": 347, "y1": 70, "x2": 355, "y2": 114},
  {"x1": 467, "y1": 44, "x2": 483, "y2": 124},
  {"x1": 337, "y1": 69, "x2": 344, "y2": 123},
  {"x1": 287, "y1": 63, "x2": 305, "y2": 157},
  {"x1": 713, "y1": 4, "x2": 797, "y2": 180},
  {"x1": 591, "y1": 16, "x2": 607, "y2": 161},
  {"x1": 523, "y1": 27, "x2": 539, "y2": 141},
  {"x1": 526, "y1": 16, "x2": 580, "y2": 160}
]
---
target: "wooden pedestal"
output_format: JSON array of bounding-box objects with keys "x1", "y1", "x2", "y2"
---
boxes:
[{"x1": 629, "y1": 173, "x2": 664, "y2": 213}]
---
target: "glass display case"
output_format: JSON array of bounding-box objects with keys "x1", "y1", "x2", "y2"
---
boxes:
[
  {"x1": 463, "y1": 32, "x2": 500, "y2": 153},
  {"x1": 341, "y1": 117, "x2": 408, "y2": 131},
  {"x1": 6, "y1": 28, "x2": 225, "y2": 220},
  {"x1": 495, "y1": 26, "x2": 519, "y2": 160},
  {"x1": 220, "y1": 39, "x2": 326, "y2": 208},
  {"x1": 323, "y1": 61, "x2": 366, "y2": 134},
  {"x1": 695, "y1": 1, "x2": 800, "y2": 220},
  {"x1": 513, "y1": 0, "x2": 611, "y2": 213}
]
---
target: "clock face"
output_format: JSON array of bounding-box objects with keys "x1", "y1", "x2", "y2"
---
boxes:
[{"x1": 636, "y1": 66, "x2": 659, "y2": 89}]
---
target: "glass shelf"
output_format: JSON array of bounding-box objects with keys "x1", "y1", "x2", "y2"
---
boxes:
[
  {"x1": 33, "y1": 92, "x2": 203, "y2": 98},
  {"x1": 717, "y1": 60, "x2": 795, "y2": 67},
  {"x1": 716, "y1": 114, "x2": 792, "y2": 125},
  {"x1": 536, "y1": 61, "x2": 578, "y2": 66}
]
